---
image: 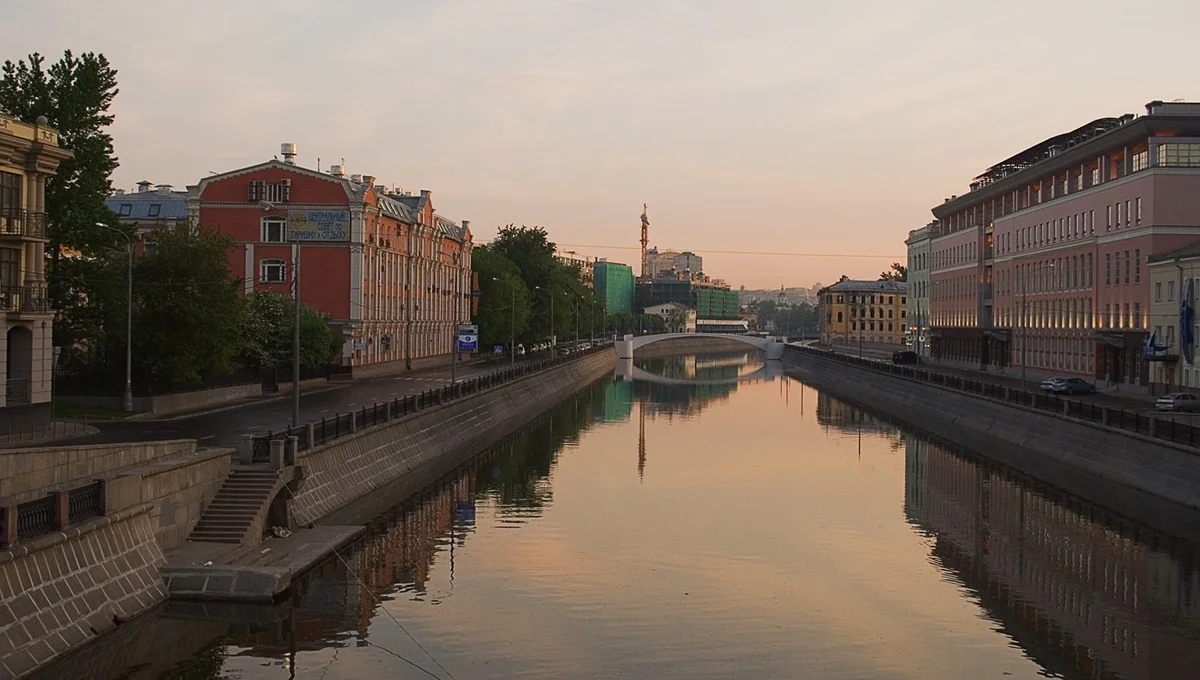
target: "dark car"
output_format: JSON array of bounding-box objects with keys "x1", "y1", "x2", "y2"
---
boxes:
[
  {"x1": 1051, "y1": 377, "x2": 1096, "y2": 395},
  {"x1": 891, "y1": 351, "x2": 920, "y2": 365}
]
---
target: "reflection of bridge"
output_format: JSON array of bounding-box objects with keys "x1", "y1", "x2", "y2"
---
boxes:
[
  {"x1": 616, "y1": 333, "x2": 785, "y2": 360},
  {"x1": 615, "y1": 358, "x2": 783, "y2": 384}
]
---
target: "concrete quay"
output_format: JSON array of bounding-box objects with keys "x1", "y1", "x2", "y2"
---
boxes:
[{"x1": 783, "y1": 346, "x2": 1200, "y2": 541}]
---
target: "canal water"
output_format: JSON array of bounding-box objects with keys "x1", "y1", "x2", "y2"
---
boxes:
[{"x1": 32, "y1": 351, "x2": 1200, "y2": 679}]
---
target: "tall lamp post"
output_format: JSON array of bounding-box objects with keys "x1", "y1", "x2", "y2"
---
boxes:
[
  {"x1": 493, "y1": 277, "x2": 515, "y2": 368},
  {"x1": 1020, "y1": 261, "x2": 1055, "y2": 391},
  {"x1": 95, "y1": 223, "x2": 134, "y2": 413}
]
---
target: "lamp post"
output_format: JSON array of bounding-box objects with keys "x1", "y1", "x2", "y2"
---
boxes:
[
  {"x1": 95, "y1": 223, "x2": 134, "y2": 413},
  {"x1": 493, "y1": 277, "x2": 515, "y2": 368},
  {"x1": 291, "y1": 242, "x2": 300, "y2": 426},
  {"x1": 857, "y1": 294, "x2": 865, "y2": 359},
  {"x1": 1020, "y1": 261, "x2": 1054, "y2": 392}
]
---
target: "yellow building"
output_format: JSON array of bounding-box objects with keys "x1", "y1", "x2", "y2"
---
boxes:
[
  {"x1": 0, "y1": 113, "x2": 71, "y2": 425},
  {"x1": 819, "y1": 279, "x2": 908, "y2": 346}
]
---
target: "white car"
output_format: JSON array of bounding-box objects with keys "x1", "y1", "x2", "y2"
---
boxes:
[
  {"x1": 1156, "y1": 393, "x2": 1200, "y2": 412},
  {"x1": 1040, "y1": 377, "x2": 1066, "y2": 391}
]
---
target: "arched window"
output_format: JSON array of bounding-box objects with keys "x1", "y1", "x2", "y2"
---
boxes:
[{"x1": 260, "y1": 258, "x2": 286, "y2": 283}]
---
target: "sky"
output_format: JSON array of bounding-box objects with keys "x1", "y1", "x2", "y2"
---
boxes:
[{"x1": 8, "y1": 0, "x2": 1200, "y2": 289}]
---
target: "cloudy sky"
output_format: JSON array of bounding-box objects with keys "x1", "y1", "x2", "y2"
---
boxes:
[{"x1": 8, "y1": 0, "x2": 1199, "y2": 288}]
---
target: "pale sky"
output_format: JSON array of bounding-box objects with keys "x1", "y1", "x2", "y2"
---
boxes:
[{"x1": 9, "y1": 0, "x2": 1200, "y2": 288}]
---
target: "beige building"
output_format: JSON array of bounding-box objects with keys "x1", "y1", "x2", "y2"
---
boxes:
[
  {"x1": 644, "y1": 302, "x2": 697, "y2": 333},
  {"x1": 1146, "y1": 242, "x2": 1200, "y2": 392},
  {"x1": 0, "y1": 113, "x2": 71, "y2": 425}
]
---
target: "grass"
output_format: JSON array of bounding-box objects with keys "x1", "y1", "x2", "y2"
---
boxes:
[{"x1": 52, "y1": 402, "x2": 139, "y2": 420}]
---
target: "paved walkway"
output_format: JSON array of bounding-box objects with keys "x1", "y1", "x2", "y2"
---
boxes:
[{"x1": 161, "y1": 525, "x2": 365, "y2": 601}]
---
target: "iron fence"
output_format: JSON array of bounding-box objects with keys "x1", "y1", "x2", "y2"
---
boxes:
[
  {"x1": 17, "y1": 494, "x2": 57, "y2": 540},
  {"x1": 67, "y1": 481, "x2": 104, "y2": 524},
  {"x1": 786, "y1": 344, "x2": 1200, "y2": 453},
  {"x1": 249, "y1": 343, "x2": 610, "y2": 457}
]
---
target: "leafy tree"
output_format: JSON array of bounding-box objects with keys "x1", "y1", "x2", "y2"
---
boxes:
[
  {"x1": 879, "y1": 263, "x2": 908, "y2": 282},
  {"x1": 471, "y1": 246, "x2": 530, "y2": 348},
  {"x1": 241, "y1": 292, "x2": 345, "y2": 370},
  {"x1": 86, "y1": 224, "x2": 246, "y2": 389},
  {"x1": 0, "y1": 51, "x2": 126, "y2": 350}
]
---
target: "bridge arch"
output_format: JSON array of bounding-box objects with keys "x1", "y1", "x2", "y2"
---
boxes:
[{"x1": 616, "y1": 333, "x2": 785, "y2": 360}]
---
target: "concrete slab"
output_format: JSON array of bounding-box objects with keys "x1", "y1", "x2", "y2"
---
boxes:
[{"x1": 161, "y1": 525, "x2": 364, "y2": 602}]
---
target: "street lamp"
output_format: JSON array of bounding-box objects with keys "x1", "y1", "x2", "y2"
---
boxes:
[
  {"x1": 534, "y1": 285, "x2": 554, "y2": 348},
  {"x1": 95, "y1": 222, "x2": 134, "y2": 413},
  {"x1": 1020, "y1": 261, "x2": 1055, "y2": 391},
  {"x1": 492, "y1": 277, "x2": 515, "y2": 368}
]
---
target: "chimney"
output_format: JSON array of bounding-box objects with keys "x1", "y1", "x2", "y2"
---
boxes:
[
  {"x1": 137, "y1": 181, "x2": 154, "y2": 193},
  {"x1": 1146, "y1": 100, "x2": 1164, "y2": 116},
  {"x1": 350, "y1": 174, "x2": 363, "y2": 184},
  {"x1": 113, "y1": 189, "x2": 125, "y2": 196},
  {"x1": 329, "y1": 164, "x2": 344, "y2": 177},
  {"x1": 280, "y1": 142, "x2": 297, "y2": 165},
  {"x1": 157, "y1": 184, "x2": 173, "y2": 195},
  {"x1": 362, "y1": 175, "x2": 375, "y2": 188},
  {"x1": 420, "y1": 189, "x2": 430, "y2": 199},
  {"x1": 461, "y1": 220, "x2": 470, "y2": 230}
]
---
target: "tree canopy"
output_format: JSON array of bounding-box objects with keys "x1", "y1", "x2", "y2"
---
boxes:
[
  {"x1": 471, "y1": 245, "x2": 531, "y2": 348},
  {"x1": 879, "y1": 263, "x2": 908, "y2": 282},
  {"x1": 240, "y1": 292, "x2": 345, "y2": 371}
]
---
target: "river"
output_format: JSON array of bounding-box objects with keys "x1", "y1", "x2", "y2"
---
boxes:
[{"x1": 30, "y1": 350, "x2": 1200, "y2": 679}]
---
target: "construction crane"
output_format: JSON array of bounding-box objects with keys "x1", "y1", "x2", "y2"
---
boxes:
[{"x1": 640, "y1": 203, "x2": 650, "y2": 280}]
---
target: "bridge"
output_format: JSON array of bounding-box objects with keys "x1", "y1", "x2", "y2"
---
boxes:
[{"x1": 616, "y1": 333, "x2": 785, "y2": 360}]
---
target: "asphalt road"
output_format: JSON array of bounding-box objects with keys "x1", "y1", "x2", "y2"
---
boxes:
[{"x1": 57, "y1": 354, "x2": 559, "y2": 449}]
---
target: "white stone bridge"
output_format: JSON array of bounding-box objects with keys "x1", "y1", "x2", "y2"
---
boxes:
[{"x1": 615, "y1": 333, "x2": 785, "y2": 360}]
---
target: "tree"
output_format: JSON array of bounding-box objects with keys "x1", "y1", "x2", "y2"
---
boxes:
[
  {"x1": 241, "y1": 292, "x2": 345, "y2": 371},
  {"x1": 879, "y1": 263, "x2": 908, "y2": 282},
  {"x1": 93, "y1": 224, "x2": 246, "y2": 389},
  {"x1": 470, "y1": 246, "x2": 531, "y2": 348},
  {"x1": 0, "y1": 51, "x2": 127, "y2": 349}
]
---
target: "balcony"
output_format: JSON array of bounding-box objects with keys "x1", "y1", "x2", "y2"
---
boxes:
[
  {"x1": 0, "y1": 285, "x2": 50, "y2": 313},
  {"x1": 0, "y1": 210, "x2": 47, "y2": 239}
]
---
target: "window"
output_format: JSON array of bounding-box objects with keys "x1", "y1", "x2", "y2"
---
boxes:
[
  {"x1": 1169, "y1": 326, "x2": 1176, "y2": 347},
  {"x1": 261, "y1": 216, "x2": 286, "y2": 242},
  {"x1": 1123, "y1": 303, "x2": 1130, "y2": 329},
  {"x1": 1105, "y1": 253, "x2": 1111, "y2": 286},
  {"x1": 1106, "y1": 205, "x2": 1112, "y2": 230},
  {"x1": 118, "y1": 203, "x2": 132, "y2": 216},
  {"x1": 1136, "y1": 197, "x2": 1142, "y2": 224},
  {"x1": 1089, "y1": 209, "x2": 1095, "y2": 235},
  {"x1": 1091, "y1": 167, "x2": 1101, "y2": 185},
  {"x1": 1125, "y1": 200, "x2": 1131, "y2": 227},
  {"x1": 1116, "y1": 202, "x2": 1122, "y2": 228},
  {"x1": 1124, "y1": 251, "x2": 1130, "y2": 285},
  {"x1": 143, "y1": 239, "x2": 158, "y2": 253},
  {"x1": 1169, "y1": 280, "x2": 1177, "y2": 301},
  {"x1": 1086, "y1": 253, "x2": 1093, "y2": 288},
  {"x1": 1133, "y1": 302, "x2": 1141, "y2": 328},
  {"x1": 148, "y1": 203, "x2": 161, "y2": 217},
  {"x1": 1156, "y1": 282, "x2": 1164, "y2": 302},
  {"x1": 1158, "y1": 143, "x2": 1200, "y2": 167},
  {"x1": 1134, "y1": 249, "x2": 1140, "y2": 283},
  {"x1": 1132, "y1": 150, "x2": 1149, "y2": 172},
  {"x1": 836, "y1": 311, "x2": 843, "y2": 323},
  {"x1": 260, "y1": 258, "x2": 286, "y2": 283},
  {"x1": 1104, "y1": 304, "x2": 1111, "y2": 328},
  {"x1": 0, "y1": 247, "x2": 19, "y2": 287},
  {"x1": 0, "y1": 171, "x2": 20, "y2": 213}
]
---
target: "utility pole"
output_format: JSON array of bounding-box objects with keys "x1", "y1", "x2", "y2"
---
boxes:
[
  {"x1": 292, "y1": 242, "x2": 301, "y2": 427},
  {"x1": 858, "y1": 295, "x2": 864, "y2": 359},
  {"x1": 451, "y1": 264, "x2": 459, "y2": 386}
]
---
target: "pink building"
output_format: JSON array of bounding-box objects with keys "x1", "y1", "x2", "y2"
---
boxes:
[{"x1": 928, "y1": 100, "x2": 1200, "y2": 388}]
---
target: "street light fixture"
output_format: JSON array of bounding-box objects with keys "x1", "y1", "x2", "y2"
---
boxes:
[{"x1": 95, "y1": 222, "x2": 134, "y2": 413}]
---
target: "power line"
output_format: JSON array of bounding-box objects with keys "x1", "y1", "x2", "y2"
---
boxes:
[{"x1": 551, "y1": 243, "x2": 905, "y2": 259}]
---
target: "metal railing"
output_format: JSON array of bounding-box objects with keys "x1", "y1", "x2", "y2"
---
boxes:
[
  {"x1": 786, "y1": 344, "x2": 1200, "y2": 452},
  {"x1": 250, "y1": 343, "x2": 611, "y2": 460},
  {"x1": 0, "y1": 209, "x2": 48, "y2": 238},
  {"x1": 5, "y1": 377, "x2": 29, "y2": 405},
  {"x1": 0, "y1": 285, "x2": 50, "y2": 313},
  {"x1": 68, "y1": 481, "x2": 104, "y2": 524}
]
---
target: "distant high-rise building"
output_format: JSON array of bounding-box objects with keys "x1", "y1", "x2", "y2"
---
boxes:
[{"x1": 594, "y1": 260, "x2": 635, "y2": 316}]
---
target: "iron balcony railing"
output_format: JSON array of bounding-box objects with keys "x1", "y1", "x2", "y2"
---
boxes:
[
  {"x1": 5, "y1": 377, "x2": 29, "y2": 405},
  {"x1": 0, "y1": 209, "x2": 48, "y2": 238},
  {"x1": 0, "y1": 285, "x2": 50, "y2": 313}
]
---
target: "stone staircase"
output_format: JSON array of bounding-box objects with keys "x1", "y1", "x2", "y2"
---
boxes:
[{"x1": 189, "y1": 467, "x2": 281, "y2": 544}]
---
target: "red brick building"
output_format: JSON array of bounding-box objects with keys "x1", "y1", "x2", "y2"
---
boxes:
[{"x1": 190, "y1": 146, "x2": 472, "y2": 372}]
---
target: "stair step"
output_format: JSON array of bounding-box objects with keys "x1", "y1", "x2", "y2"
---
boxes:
[
  {"x1": 189, "y1": 536, "x2": 242, "y2": 544},
  {"x1": 190, "y1": 529, "x2": 244, "y2": 539},
  {"x1": 205, "y1": 504, "x2": 264, "y2": 513}
]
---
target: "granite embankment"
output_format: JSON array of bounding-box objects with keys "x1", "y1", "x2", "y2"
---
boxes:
[{"x1": 783, "y1": 346, "x2": 1200, "y2": 539}]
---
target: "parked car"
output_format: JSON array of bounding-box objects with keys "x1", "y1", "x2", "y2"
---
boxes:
[
  {"x1": 1156, "y1": 392, "x2": 1200, "y2": 412},
  {"x1": 1040, "y1": 377, "x2": 1067, "y2": 391},
  {"x1": 1050, "y1": 377, "x2": 1096, "y2": 395},
  {"x1": 891, "y1": 351, "x2": 920, "y2": 365}
]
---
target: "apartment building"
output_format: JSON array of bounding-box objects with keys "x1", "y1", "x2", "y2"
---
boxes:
[
  {"x1": 818, "y1": 279, "x2": 908, "y2": 346},
  {"x1": 0, "y1": 113, "x2": 71, "y2": 426},
  {"x1": 928, "y1": 100, "x2": 1200, "y2": 388},
  {"x1": 905, "y1": 221, "x2": 936, "y2": 353},
  {"x1": 105, "y1": 181, "x2": 189, "y2": 253},
  {"x1": 1146, "y1": 243, "x2": 1200, "y2": 392},
  {"x1": 191, "y1": 144, "x2": 472, "y2": 373}
]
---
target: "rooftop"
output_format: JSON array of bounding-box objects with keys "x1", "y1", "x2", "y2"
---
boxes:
[
  {"x1": 824, "y1": 279, "x2": 907, "y2": 293},
  {"x1": 106, "y1": 185, "x2": 189, "y2": 221},
  {"x1": 1148, "y1": 240, "x2": 1200, "y2": 264}
]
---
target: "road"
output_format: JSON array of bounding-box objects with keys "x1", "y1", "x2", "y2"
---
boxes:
[{"x1": 58, "y1": 355, "x2": 556, "y2": 449}]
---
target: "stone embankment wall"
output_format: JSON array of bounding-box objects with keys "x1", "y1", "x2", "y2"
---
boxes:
[
  {"x1": 0, "y1": 505, "x2": 166, "y2": 679},
  {"x1": 0, "y1": 440, "x2": 196, "y2": 504},
  {"x1": 290, "y1": 348, "x2": 617, "y2": 525},
  {"x1": 784, "y1": 348, "x2": 1200, "y2": 536}
]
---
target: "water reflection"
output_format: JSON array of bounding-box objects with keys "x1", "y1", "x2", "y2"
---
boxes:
[
  {"x1": 31, "y1": 360, "x2": 1200, "y2": 679},
  {"x1": 905, "y1": 436, "x2": 1200, "y2": 679}
]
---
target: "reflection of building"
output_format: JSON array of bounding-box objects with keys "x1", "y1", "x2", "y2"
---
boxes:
[
  {"x1": 814, "y1": 392, "x2": 901, "y2": 438},
  {"x1": 644, "y1": 301, "x2": 697, "y2": 332},
  {"x1": 0, "y1": 113, "x2": 71, "y2": 428},
  {"x1": 905, "y1": 437, "x2": 1200, "y2": 679},
  {"x1": 594, "y1": 259, "x2": 635, "y2": 316},
  {"x1": 818, "y1": 279, "x2": 908, "y2": 345},
  {"x1": 192, "y1": 145, "x2": 472, "y2": 370},
  {"x1": 599, "y1": 379, "x2": 634, "y2": 423}
]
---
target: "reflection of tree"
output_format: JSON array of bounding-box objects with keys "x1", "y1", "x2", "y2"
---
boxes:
[{"x1": 905, "y1": 436, "x2": 1200, "y2": 680}]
